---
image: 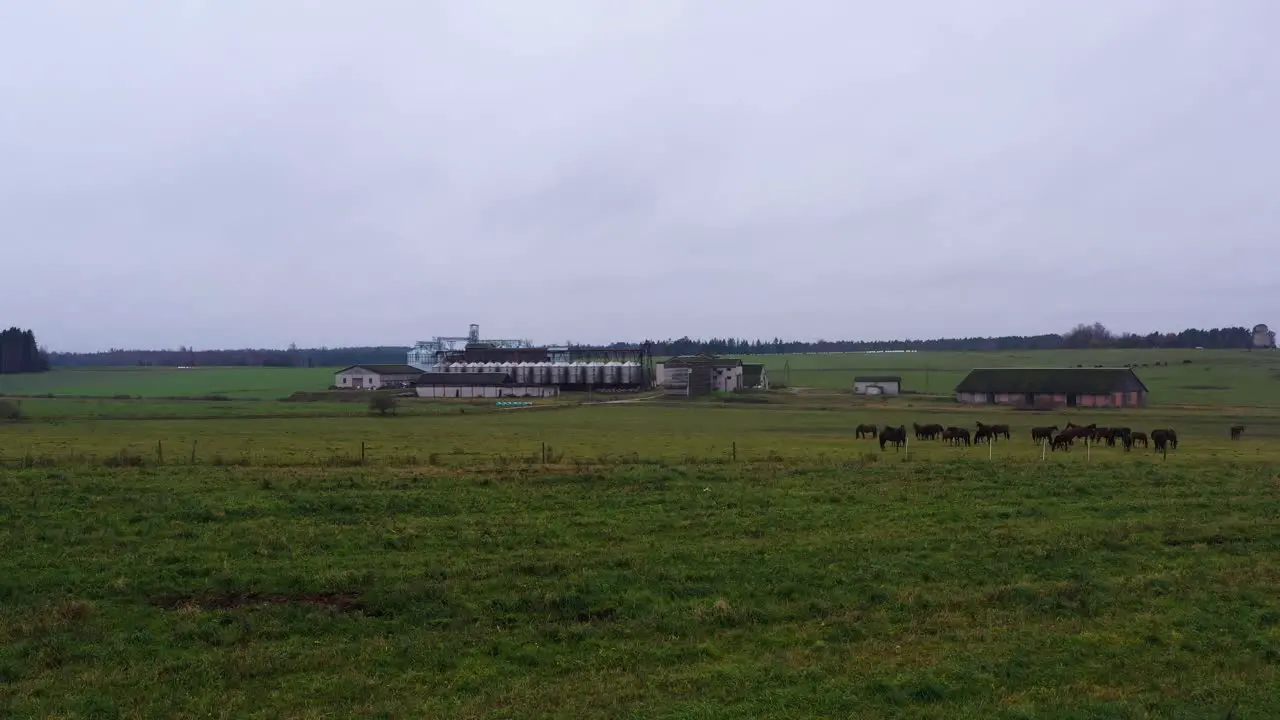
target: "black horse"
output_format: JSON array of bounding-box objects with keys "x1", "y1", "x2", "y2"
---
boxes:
[
  {"x1": 1230, "y1": 425, "x2": 1245, "y2": 440},
  {"x1": 855, "y1": 424, "x2": 878, "y2": 439},
  {"x1": 880, "y1": 425, "x2": 907, "y2": 451}
]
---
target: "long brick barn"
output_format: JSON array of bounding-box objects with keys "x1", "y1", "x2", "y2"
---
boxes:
[{"x1": 954, "y1": 368, "x2": 1148, "y2": 408}]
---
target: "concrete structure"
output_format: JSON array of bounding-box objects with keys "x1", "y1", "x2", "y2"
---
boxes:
[
  {"x1": 853, "y1": 376, "x2": 902, "y2": 396},
  {"x1": 334, "y1": 364, "x2": 423, "y2": 390},
  {"x1": 1253, "y1": 324, "x2": 1276, "y2": 348},
  {"x1": 742, "y1": 364, "x2": 769, "y2": 390},
  {"x1": 954, "y1": 368, "x2": 1148, "y2": 408},
  {"x1": 413, "y1": 372, "x2": 560, "y2": 399},
  {"x1": 656, "y1": 355, "x2": 745, "y2": 396}
]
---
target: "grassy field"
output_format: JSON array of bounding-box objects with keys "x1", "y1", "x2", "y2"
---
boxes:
[
  {"x1": 0, "y1": 366, "x2": 335, "y2": 399},
  {"x1": 748, "y1": 348, "x2": 1280, "y2": 407},
  {"x1": 4, "y1": 352, "x2": 1280, "y2": 717}
]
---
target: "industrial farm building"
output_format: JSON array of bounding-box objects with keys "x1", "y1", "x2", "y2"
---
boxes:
[
  {"x1": 955, "y1": 368, "x2": 1148, "y2": 408},
  {"x1": 403, "y1": 323, "x2": 652, "y2": 392},
  {"x1": 414, "y1": 372, "x2": 560, "y2": 399},
  {"x1": 655, "y1": 356, "x2": 768, "y2": 396},
  {"x1": 333, "y1": 365, "x2": 423, "y2": 390}
]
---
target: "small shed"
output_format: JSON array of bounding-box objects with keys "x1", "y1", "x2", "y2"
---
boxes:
[
  {"x1": 334, "y1": 364, "x2": 423, "y2": 390},
  {"x1": 742, "y1": 363, "x2": 769, "y2": 390},
  {"x1": 854, "y1": 376, "x2": 902, "y2": 396},
  {"x1": 656, "y1": 355, "x2": 744, "y2": 395},
  {"x1": 954, "y1": 368, "x2": 1148, "y2": 408},
  {"x1": 414, "y1": 372, "x2": 560, "y2": 399}
]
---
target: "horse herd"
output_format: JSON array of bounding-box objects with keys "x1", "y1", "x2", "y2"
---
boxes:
[{"x1": 854, "y1": 421, "x2": 1203, "y2": 453}]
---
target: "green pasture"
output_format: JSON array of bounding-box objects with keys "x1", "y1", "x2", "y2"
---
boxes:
[
  {"x1": 743, "y1": 348, "x2": 1280, "y2": 407},
  {"x1": 4, "y1": 351, "x2": 1280, "y2": 716},
  {"x1": 3, "y1": 459, "x2": 1278, "y2": 717},
  {"x1": 0, "y1": 366, "x2": 335, "y2": 399}
]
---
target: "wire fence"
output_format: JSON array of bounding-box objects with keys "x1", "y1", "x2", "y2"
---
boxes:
[{"x1": 0, "y1": 435, "x2": 1215, "y2": 471}]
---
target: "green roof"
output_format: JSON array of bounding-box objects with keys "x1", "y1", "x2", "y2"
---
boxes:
[{"x1": 955, "y1": 368, "x2": 1148, "y2": 395}]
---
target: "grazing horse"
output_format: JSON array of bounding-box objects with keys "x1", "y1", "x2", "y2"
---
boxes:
[
  {"x1": 1031, "y1": 425, "x2": 1058, "y2": 443},
  {"x1": 1051, "y1": 432, "x2": 1074, "y2": 451},
  {"x1": 879, "y1": 425, "x2": 907, "y2": 451},
  {"x1": 975, "y1": 422, "x2": 1010, "y2": 442},
  {"x1": 913, "y1": 423, "x2": 943, "y2": 440},
  {"x1": 1230, "y1": 425, "x2": 1245, "y2": 440},
  {"x1": 1130, "y1": 431, "x2": 1148, "y2": 448},
  {"x1": 1151, "y1": 429, "x2": 1178, "y2": 452},
  {"x1": 944, "y1": 427, "x2": 971, "y2": 446},
  {"x1": 855, "y1": 424, "x2": 878, "y2": 439},
  {"x1": 973, "y1": 426, "x2": 995, "y2": 445}
]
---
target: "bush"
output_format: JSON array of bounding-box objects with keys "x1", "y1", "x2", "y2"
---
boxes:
[
  {"x1": 370, "y1": 394, "x2": 398, "y2": 416},
  {"x1": 0, "y1": 400, "x2": 21, "y2": 422}
]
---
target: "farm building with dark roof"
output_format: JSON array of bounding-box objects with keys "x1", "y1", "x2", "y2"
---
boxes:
[{"x1": 954, "y1": 368, "x2": 1148, "y2": 408}]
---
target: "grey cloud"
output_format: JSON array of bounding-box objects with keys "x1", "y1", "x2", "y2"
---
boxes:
[{"x1": 3, "y1": 0, "x2": 1279, "y2": 350}]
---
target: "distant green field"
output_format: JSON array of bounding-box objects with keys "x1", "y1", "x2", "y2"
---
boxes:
[
  {"x1": 8, "y1": 349, "x2": 1280, "y2": 408},
  {"x1": 0, "y1": 366, "x2": 335, "y2": 399},
  {"x1": 740, "y1": 348, "x2": 1280, "y2": 407}
]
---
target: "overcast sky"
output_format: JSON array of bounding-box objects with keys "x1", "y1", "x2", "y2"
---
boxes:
[{"x1": 3, "y1": 1, "x2": 1278, "y2": 351}]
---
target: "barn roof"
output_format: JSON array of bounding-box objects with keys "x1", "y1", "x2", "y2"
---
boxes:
[
  {"x1": 854, "y1": 375, "x2": 902, "y2": 383},
  {"x1": 663, "y1": 354, "x2": 743, "y2": 368},
  {"x1": 955, "y1": 368, "x2": 1148, "y2": 394},
  {"x1": 416, "y1": 372, "x2": 512, "y2": 386},
  {"x1": 336, "y1": 364, "x2": 422, "y2": 375}
]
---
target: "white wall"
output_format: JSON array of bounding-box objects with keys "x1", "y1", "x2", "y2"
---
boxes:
[
  {"x1": 854, "y1": 381, "x2": 900, "y2": 396},
  {"x1": 415, "y1": 385, "x2": 560, "y2": 398}
]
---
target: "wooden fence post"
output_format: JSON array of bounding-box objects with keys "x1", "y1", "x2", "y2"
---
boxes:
[
  {"x1": 732, "y1": 441, "x2": 736, "y2": 462},
  {"x1": 190, "y1": 440, "x2": 197, "y2": 464},
  {"x1": 157, "y1": 440, "x2": 164, "y2": 465},
  {"x1": 360, "y1": 441, "x2": 366, "y2": 464},
  {"x1": 1041, "y1": 438, "x2": 1047, "y2": 461}
]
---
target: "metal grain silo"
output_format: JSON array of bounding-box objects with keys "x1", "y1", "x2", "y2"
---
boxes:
[
  {"x1": 583, "y1": 363, "x2": 599, "y2": 386},
  {"x1": 567, "y1": 363, "x2": 583, "y2": 386},
  {"x1": 602, "y1": 361, "x2": 619, "y2": 386},
  {"x1": 550, "y1": 362, "x2": 567, "y2": 385},
  {"x1": 532, "y1": 362, "x2": 548, "y2": 385},
  {"x1": 514, "y1": 362, "x2": 528, "y2": 384},
  {"x1": 622, "y1": 362, "x2": 638, "y2": 386}
]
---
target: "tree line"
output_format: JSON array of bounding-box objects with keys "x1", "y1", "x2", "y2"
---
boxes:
[
  {"x1": 643, "y1": 324, "x2": 1267, "y2": 357},
  {"x1": 0, "y1": 327, "x2": 50, "y2": 374},
  {"x1": 37, "y1": 322, "x2": 1273, "y2": 369}
]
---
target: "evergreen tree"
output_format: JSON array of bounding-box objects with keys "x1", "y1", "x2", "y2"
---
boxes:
[{"x1": 0, "y1": 327, "x2": 50, "y2": 374}]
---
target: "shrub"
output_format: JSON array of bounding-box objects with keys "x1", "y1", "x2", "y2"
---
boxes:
[
  {"x1": 0, "y1": 400, "x2": 21, "y2": 422},
  {"x1": 370, "y1": 394, "x2": 398, "y2": 416}
]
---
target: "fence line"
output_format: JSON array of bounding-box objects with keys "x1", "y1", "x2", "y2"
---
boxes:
[{"x1": 0, "y1": 437, "x2": 1204, "y2": 471}]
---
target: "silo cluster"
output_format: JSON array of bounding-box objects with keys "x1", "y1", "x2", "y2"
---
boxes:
[{"x1": 439, "y1": 360, "x2": 642, "y2": 389}]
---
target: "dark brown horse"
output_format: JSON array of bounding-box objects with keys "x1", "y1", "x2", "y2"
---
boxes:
[
  {"x1": 913, "y1": 422, "x2": 943, "y2": 440},
  {"x1": 880, "y1": 425, "x2": 907, "y2": 451},
  {"x1": 1031, "y1": 425, "x2": 1058, "y2": 443},
  {"x1": 1230, "y1": 425, "x2": 1244, "y2": 440},
  {"x1": 1051, "y1": 433, "x2": 1074, "y2": 451},
  {"x1": 855, "y1": 424, "x2": 878, "y2": 439},
  {"x1": 975, "y1": 422, "x2": 1010, "y2": 442},
  {"x1": 1130, "y1": 431, "x2": 1148, "y2": 448},
  {"x1": 1151, "y1": 429, "x2": 1178, "y2": 451}
]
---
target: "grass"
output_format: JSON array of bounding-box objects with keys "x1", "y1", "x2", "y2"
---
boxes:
[
  {"x1": 3, "y1": 460, "x2": 1278, "y2": 717},
  {"x1": 745, "y1": 348, "x2": 1280, "y2": 407},
  {"x1": 0, "y1": 366, "x2": 335, "y2": 399},
  {"x1": 3, "y1": 350, "x2": 1280, "y2": 716}
]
